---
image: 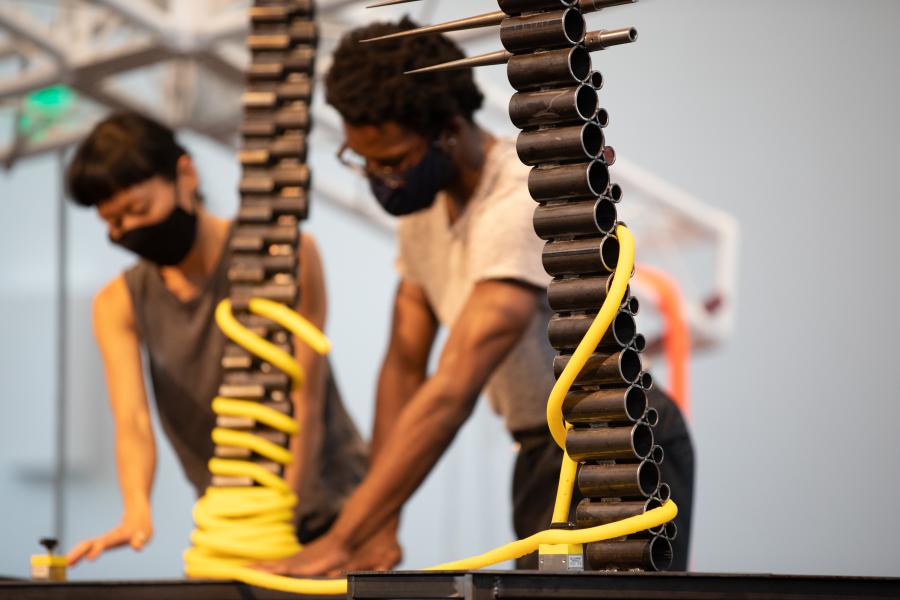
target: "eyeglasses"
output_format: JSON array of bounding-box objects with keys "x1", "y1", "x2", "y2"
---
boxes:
[{"x1": 336, "y1": 144, "x2": 406, "y2": 189}]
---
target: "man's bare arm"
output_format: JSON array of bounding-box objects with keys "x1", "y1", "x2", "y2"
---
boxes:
[
  {"x1": 371, "y1": 280, "x2": 438, "y2": 461},
  {"x1": 330, "y1": 279, "x2": 540, "y2": 548}
]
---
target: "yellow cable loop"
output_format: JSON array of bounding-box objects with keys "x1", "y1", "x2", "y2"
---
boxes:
[{"x1": 184, "y1": 225, "x2": 674, "y2": 595}]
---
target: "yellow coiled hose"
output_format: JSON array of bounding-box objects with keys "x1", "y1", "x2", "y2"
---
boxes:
[{"x1": 184, "y1": 224, "x2": 675, "y2": 595}]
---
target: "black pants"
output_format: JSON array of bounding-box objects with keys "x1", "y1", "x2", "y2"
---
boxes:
[{"x1": 512, "y1": 387, "x2": 695, "y2": 570}]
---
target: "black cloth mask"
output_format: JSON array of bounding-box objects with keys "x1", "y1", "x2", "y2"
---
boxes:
[
  {"x1": 111, "y1": 205, "x2": 198, "y2": 266},
  {"x1": 368, "y1": 144, "x2": 457, "y2": 216}
]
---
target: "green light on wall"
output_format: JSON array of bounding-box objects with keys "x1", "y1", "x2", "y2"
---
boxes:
[
  {"x1": 19, "y1": 85, "x2": 76, "y2": 141},
  {"x1": 25, "y1": 85, "x2": 74, "y2": 117}
]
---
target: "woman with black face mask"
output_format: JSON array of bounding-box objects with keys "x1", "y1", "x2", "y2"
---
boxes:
[{"x1": 62, "y1": 112, "x2": 382, "y2": 569}]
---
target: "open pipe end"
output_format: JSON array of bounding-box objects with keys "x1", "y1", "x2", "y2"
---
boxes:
[
  {"x1": 620, "y1": 347, "x2": 643, "y2": 383},
  {"x1": 632, "y1": 423, "x2": 654, "y2": 458},
  {"x1": 570, "y1": 45, "x2": 592, "y2": 82},
  {"x1": 656, "y1": 482, "x2": 671, "y2": 503},
  {"x1": 593, "y1": 197, "x2": 617, "y2": 234},
  {"x1": 651, "y1": 444, "x2": 664, "y2": 465},
  {"x1": 612, "y1": 310, "x2": 637, "y2": 346},
  {"x1": 625, "y1": 386, "x2": 647, "y2": 421},
  {"x1": 583, "y1": 121, "x2": 604, "y2": 158},
  {"x1": 587, "y1": 160, "x2": 610, "y2": 197},
  {"x1": 632, "y1": 333, "x2": 646, "y2": 352},
  {"x1": 563, "y1": 8, "x2": 587, "y2": 45},
  {"x1": 609, "y1": 182, "x2": 622, "y2": 202},
  {"x1": 600, "y1": 234, "x2": 620, "y2": 272},
  {"x1": 595, "y1": 107, "x2": 610, "y2": 128},
  {"x1": 576, "y1": 85, "x2": 600, "y2": 121},
  {"x1": 648, "y1": 536, "x2": 673, "y2": 571},
  {"x1": 638, "y1": 460, "x2": 661, "y2": 496}
]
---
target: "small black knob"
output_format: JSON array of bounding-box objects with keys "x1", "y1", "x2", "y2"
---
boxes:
[{"x1": 39, "y1": 538, "x2": 58, "y2": 554}]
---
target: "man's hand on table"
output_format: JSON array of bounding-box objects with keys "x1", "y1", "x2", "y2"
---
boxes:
[{"x1": 254, "y1": 523, "x2": 401, "y2": 577}]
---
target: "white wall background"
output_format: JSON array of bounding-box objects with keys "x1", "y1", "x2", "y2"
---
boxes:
[{"x1": 1, "y1": 0, "x2": 899, "y2": 580}]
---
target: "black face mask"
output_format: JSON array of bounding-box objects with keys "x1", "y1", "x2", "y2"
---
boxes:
[
  {"x1": 111, "y1": 205, "x2": 198, "y2": 266},
  {"x1": 368, "y1": 145, "x2": 457, "y2": 217}
]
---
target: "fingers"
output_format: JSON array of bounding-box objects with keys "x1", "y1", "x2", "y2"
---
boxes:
[
  {"x1": 129, "y1": 530, "x2": 151, "y2": 551},
  {"x1": 249, "y1": 561, "x2": 283, "y2": 575},
  {"x1": 65, "y1": 540, "x2": 93, "y2": 567},
  {"x1": 86, "y1": 538, "x2": 109, "y2": 562},
  {"x1": 68, "y1": 525, "x2": 140, "y2": 566}
]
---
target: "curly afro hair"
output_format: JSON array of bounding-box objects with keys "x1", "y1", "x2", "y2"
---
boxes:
[{"x1": 325, "y1": 17, "x2": 484, "y2": 138}]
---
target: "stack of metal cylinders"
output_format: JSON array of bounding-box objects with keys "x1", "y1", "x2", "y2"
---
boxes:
[
  {"x1": 500, "y1": 0, "x2": 675, "y2": 571},
  {"x1": 212, "y1": 0, "x2": 318, "y2": 487}
]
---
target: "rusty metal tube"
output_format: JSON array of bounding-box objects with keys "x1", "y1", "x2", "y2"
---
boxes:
[
  {"x1": 553, "y1": 348, "x2": 642, "y2": 386},
  {"x1": 547, "y1": 273, "x2": 631, "y2": 312},
  {"x1": 528, "y1": 160, "x2": 610, "y2": 201},
  {"x1": 507, "y1": 45, "x2": 591, "y2": 91},
  {"x1": 533, "y1": 197, "x2": 616, "y2": 239},
  {"x1": 566, "y1": 422, "x2": 654, "y2": 461},
  {"x1": 500, "y1": 8, "x2": 585, "y2": 53},
  {"x1": 516, "y1": 121, "x2": 603, "y2": 165},
  {"x1": 548, "y1": 309, "x2": 636, "y2": 351},
  {"x1": 542, "y1": 235, "x2": 619, "y2": 276},
  {"x1": 575, "y1": 497, "x2": 661, "y2": 527},
  {"x1": 562, "y1": 385, "x2": 647, "y2": 424},
  {"x1": 586, "y1": 536, "x2": 673, "y2": 571},
  {"x1": 509, "y1": 84, "x2": 597, "y2": 129},
  {"x1": 588, "y1": 70, "x2": 604, "y2": 90},
  {"x1": 577, "y1": 460, "x2": 659, "y2": 498}
]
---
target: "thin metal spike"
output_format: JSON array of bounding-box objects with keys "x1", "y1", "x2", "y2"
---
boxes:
[
  {"x1": 405, "y1": 48, "x2": 511, "y2": 75},
  {"x1": 578, "y1": 0, "x2": 638, "y2": 12},
  {"x1": 361, "y1": 11, "x2": 504, "y2": 43},
  {"x1": 584, "y1": 27, "x2": 638, "y2": 51},
  {"x1": 366, "y1": 0, "x2": 424, "y2": 8}
]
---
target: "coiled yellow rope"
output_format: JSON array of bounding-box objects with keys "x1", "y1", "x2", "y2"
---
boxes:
[{"x1": 184, "y1": 224, "x2": 675, "y2": 595}]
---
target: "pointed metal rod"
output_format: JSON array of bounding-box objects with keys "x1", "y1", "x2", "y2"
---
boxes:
[
  {"x1": 366, "y1": 0, "x2": 423, "y2": 8},
  {"x1": 367, "y1": 0, "x2": 634, "y2": 10},
  {"x1": 362, "y1": 11, "x2": 504, "y2": 43},
  {"x1": 405, "y1": 48, "x2": 510, "y2": 74},
  {"x1": 405, "y1": 27, "x2": 635, "y2": 75},
  {"x1": 364, "y1": 0, "x2": 635, "y2": 44}
]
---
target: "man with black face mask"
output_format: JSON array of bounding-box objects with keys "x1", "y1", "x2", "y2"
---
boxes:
[
  {"x1": 62, "y1": 112, "x2": 388, "y2": 569},
  {"x1": 260, "y1": 19, "x2": 694, "y2": 576}
]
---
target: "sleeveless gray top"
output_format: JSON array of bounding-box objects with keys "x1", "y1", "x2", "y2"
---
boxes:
[{"x1": 122, "y1": 231, "x2": 367, "y2": 536}]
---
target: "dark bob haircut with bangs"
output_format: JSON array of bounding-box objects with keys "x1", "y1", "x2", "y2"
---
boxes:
[{"x1": 66, "y1": 112, "x2": 187, "y2": 207}]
